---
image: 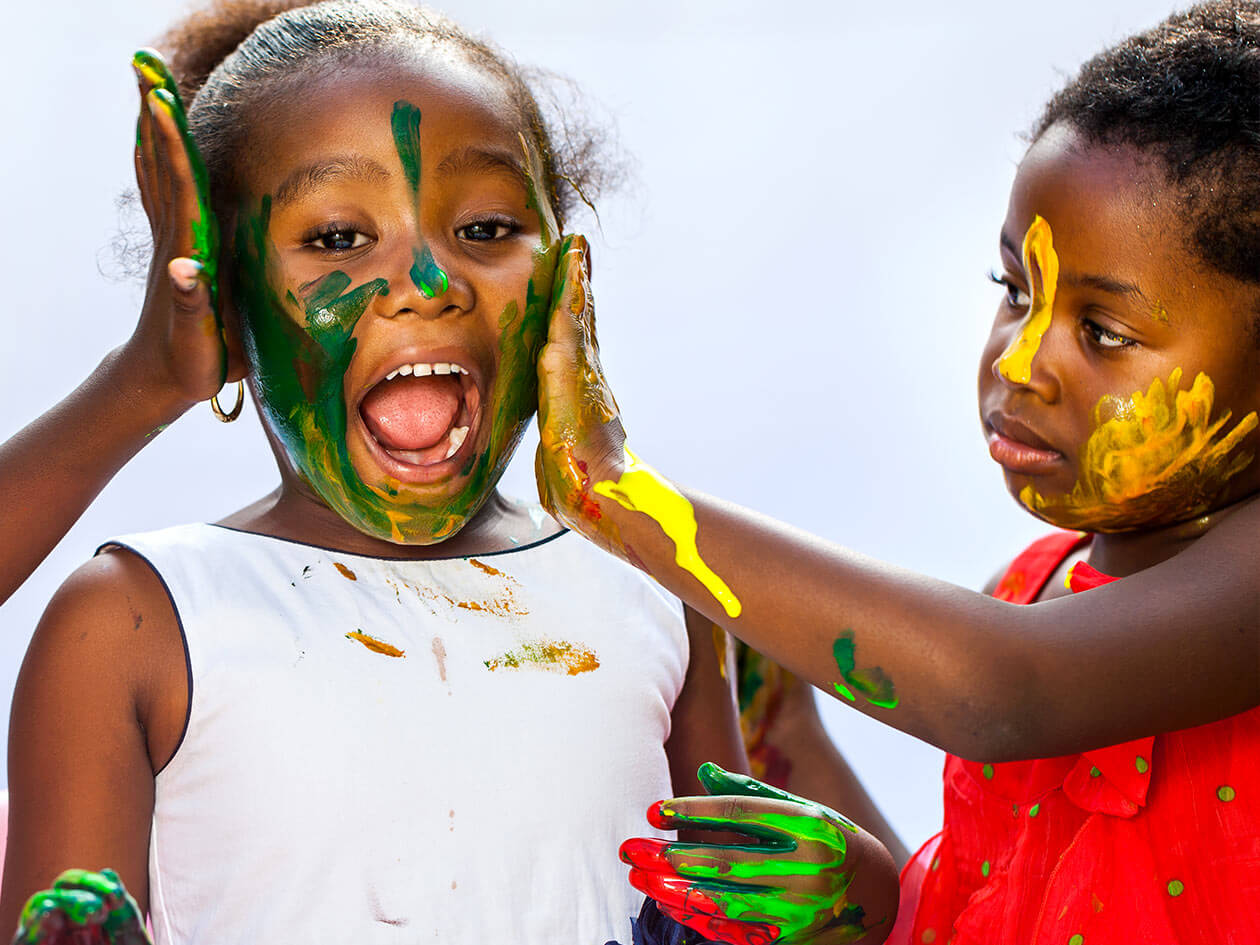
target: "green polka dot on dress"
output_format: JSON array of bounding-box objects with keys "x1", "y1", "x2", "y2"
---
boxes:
[
  {"x1": 981, "y1": 860, "x2": 991, "y2": 878},
  {"x1": 1167, "y1": 879, "x2": 1185, "y2": 897},
  {"x1": 1135, "y1": 756, "x2": 1148, "y2": 774},
  {"x1": 1089, "y1": 766, "x2": 1101, "y2": 778},
  {"x1": 1068, "y1": 934, "x2": 1084, "y2": 945},
  {"x1": 982, "y1": 763, "x2": 995, "y2": 780},
  {"x1": 1218, "y1": 785, "x2": 1236, "y2": 802}
]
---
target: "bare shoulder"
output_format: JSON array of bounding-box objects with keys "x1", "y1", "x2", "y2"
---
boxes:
[{"x1": 19, "y1": 546, "x2": 189, "y2": 770}]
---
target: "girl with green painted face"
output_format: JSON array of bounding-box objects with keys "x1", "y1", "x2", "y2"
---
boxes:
[
  {"x1": 535, "y1": 3, "x2": 1260, "y2": 944},
  {"x1": 0, "y1": 2, "x2": 900, "y2": 944}
]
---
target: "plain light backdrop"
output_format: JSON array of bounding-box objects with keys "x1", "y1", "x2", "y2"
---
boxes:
[{"x1": 0, "y1": 0, "x2": 1176, "y2": 852}]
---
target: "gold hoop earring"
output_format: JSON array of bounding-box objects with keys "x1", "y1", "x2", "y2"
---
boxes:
[{"x1": 210, "y1": 381, "x2": 245, "y2": 423}]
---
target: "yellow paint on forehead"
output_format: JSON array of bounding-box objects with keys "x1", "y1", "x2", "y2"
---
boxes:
[
  {"x1": 592, "y1": 448, "x2": 742, "y2": 618},
  {"x1": 1021, "y1": 368, "x2": 1258, "y2": 531},
  {"x1": 998, "y1": 215, "x2": 1060, "y2": 384}
]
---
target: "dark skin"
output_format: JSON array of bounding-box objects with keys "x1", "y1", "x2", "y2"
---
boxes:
[
  {"x1": 537, "y1": 122, "x2": 1260, "y2": 766},
  {"x1": 1, "y1": 54, "x2": 765, "y2": 936},
  {"x1": 0, "y1": 59, "x2": 244, "y2": 609}
]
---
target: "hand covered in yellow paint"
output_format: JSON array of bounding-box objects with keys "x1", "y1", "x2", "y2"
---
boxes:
[
  {"x1": 127, "y1": 49, "x2": 244, "y2": 414},
  {"x1": 535, "y1": 235, "x2": 627, "y2": 549}
]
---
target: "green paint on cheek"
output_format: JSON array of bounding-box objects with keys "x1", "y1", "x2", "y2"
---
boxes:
[
  {"x1": 832, "y1": 630, "x2": 898, "y2": 709},
  {"x1": 234, "y1": 194, "x2": 559, "y2": 544}
]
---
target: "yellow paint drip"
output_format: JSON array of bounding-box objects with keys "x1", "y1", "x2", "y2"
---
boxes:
[
  {"x1": 1021, "y1": 368, "x2": 1258, "y2": 531},
  {"x1": 997, "y1": 215, "x2": 1059, "y2": 384},
  {"x1": 593, "y1": 448, "x2": 742, "y2": 618}
]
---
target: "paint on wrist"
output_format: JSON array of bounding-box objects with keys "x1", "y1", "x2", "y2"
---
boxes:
[
  {"x1": 593, "y1": 448, "x2": 741, "y2": 618},
  {"x1": 831, "y1": 630, "x2": 897, "y2": 709},
  {"x1": 997, "y1": 214, "x2": 1057, "y2": 385}
]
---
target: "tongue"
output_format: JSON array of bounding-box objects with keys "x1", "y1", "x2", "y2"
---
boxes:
[{"x1": 360, "y1": 375, "x2": 462, "y2": 450}]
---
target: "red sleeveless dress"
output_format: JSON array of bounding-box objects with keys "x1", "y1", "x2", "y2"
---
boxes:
[{"x1": 893, "y1": 531, "x2": 1260, "y2": 945}]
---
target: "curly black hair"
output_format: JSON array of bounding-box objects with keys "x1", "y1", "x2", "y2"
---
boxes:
[{"x1": 1036, "y1": 0, "x2": 1260, "y2": 292}]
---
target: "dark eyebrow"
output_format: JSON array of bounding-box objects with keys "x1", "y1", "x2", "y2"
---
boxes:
[
  {"x1": 434, "y1": 146, "x2": 527, "y2": 186},
  {"x1": 273, "y1": 155, "x2": 392, "y2": 208}
]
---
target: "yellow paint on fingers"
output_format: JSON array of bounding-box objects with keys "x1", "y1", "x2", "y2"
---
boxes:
[
  {"x1": 998, "y1": 215, "x2": 1059, "y2": 384},
  {"x1": 593, "y1": 449, "x2": 742, "y2": 618}
]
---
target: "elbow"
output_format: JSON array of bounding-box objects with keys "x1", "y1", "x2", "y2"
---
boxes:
[{"x1": 928, "y1": 654, "x2": 1052, "y2": 764}]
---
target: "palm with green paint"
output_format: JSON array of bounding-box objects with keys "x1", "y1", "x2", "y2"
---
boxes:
[
  {"x1": 620, "y1": 764, "x2": 875, "y2": 945},
  {"x1": 13, "y1": 869, "x2": 150, "y2": 945}
]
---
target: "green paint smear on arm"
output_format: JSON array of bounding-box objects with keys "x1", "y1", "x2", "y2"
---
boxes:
[{"x1": 832, "y1": 631, "x2": 898, "y2": 709}]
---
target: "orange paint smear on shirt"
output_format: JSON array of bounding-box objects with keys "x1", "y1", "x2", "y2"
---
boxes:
[
  {"x1": 334, "y1": 562, "x2": 358, "y2": 581},
  {"x1": 483, "y1": 638, "x2": 600, "y2": 675},
  {"x1": 346, "y1": 629, "x2": 405, "y2": 658},
  {"x1": 468, "y1": 558, "x2": 506, "y2": 578}
]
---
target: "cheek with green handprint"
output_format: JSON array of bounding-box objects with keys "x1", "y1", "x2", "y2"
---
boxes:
[
  {"x1": 233, "y1": 101, "x2": 562, "y2": 543},
  {"x1": 620, "y1": 764, "x2": 879, "y2": 945},
  {"x1": 14, "y1": 868, "x2": 150, "y2": 945}
]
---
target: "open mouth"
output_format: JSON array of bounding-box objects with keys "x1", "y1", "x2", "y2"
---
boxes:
[{"x1": 357, "y1": 357, "x2": 483, "y2": 480}]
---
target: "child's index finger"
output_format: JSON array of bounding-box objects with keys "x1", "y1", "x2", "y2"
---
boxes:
[
  {"x1": 648, "y1": 796, "x2": 801, "y2": 848},
  {"x1": 131, "y1": 48, "x2": 179, "y2": 96}
]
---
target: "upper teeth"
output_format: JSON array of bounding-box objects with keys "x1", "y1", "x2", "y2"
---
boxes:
[{"x1": 385, "y1": 362, "x2": 468, "y2": 381}]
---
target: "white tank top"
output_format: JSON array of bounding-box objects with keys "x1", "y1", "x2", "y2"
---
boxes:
[{"x1": 108, "y1": 522, "x2": 687, "y2": 945}]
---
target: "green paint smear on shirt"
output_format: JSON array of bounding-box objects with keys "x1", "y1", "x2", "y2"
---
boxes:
[
  {"x1": 832, "y1": 630, "x2": 898, "y2": 709},
  {"x1": 233, "y1": 196, "x2": 559, "y2": 545}
]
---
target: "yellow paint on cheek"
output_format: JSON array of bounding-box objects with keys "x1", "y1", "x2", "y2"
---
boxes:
[
  {"x1": 593, "y1": 448, "x2": 742, "y2": 618},
  {"x1": 1021, "y1": 368, "x2": 1259, "y2": 531},
  {"x1": 997, "y1": 215, "x2": 1060, "y2": 384}
]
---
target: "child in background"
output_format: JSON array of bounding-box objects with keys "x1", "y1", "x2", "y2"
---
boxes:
[
  {"x1": 531, "y1": 2, "x2": 1260, "y2": 943},
  {"x1": 0, "y1": 1, "x2": 898, "y2": 943}
]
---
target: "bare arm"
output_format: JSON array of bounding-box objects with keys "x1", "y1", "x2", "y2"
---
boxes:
[
  {"x1": 1, "y1": 550, "x2": 187, "y2": 935},
  {"x1": 733, "y1": 642, "x2": 908, "y2": 867},
  {"x1": 536, "y1": 238, "x2": 1260, "y2": 763},
  {"x1": 0, "y1": 51, "x2": 240, "y2": 608}
]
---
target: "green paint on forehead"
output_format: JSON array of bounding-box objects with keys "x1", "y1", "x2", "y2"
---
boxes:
[
  {"x1": 234, "y1": 197, "x2": 559, "y2": 544},
  {"x1": 391, "y1": 100, "x2": 423, "y2": 192}
]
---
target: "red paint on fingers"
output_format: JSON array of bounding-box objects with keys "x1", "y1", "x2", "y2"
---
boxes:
[{"x1": 620, "y1": 836, "x2": 674, "y2": 871}]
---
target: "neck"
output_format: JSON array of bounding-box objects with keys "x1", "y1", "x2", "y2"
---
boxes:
[
  {"x1": 220, "y1": 481, "x2": 556, "y2": 558},
  {"x1": 1086, "y1": 491, "x2": 1259, "y2": 576}
]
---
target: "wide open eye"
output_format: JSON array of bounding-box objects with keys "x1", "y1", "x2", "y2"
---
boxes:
[
  {"x1": 457, "y1": 217, "x2": 519, "y2": 242},
  {"x1": 988, "y1": 270, "x2": 1030, "y2": 310},
  {"x1": 1083, "y1": 318, "x2": 1136, "y2": 350}
]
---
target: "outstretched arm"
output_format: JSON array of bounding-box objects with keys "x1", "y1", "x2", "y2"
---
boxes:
[
  {"x1": 536, "y1": 238, "x2": 1260, "y2": 762},
  {"x1": 0, "y1": 50, "x2": 239, "y2": 607}
]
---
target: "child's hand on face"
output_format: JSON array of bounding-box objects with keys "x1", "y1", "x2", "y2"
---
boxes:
[
  {"x1": 127, "y1": 49, "x2": 244, "y2": 415},
  {"x1": 12, "y1": 869, "x2": 150, "y2": 945},
  {"x1": 535, "y1": 235, "x2": 627, "y2": 547},
  {"x1": 620, "y1": 764, "x2": 876, "y2": 945}
]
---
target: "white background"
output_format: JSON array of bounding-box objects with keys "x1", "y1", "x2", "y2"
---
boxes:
[{"x1": 0, "y1": 0, "x2": 1175, "y2": 853}]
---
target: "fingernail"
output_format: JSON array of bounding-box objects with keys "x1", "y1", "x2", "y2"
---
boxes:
[
  {"x1": 169, "y1": 257, "x2": 203, "y2": 291},
  {"x1": 620, "y1": 837, "x2": 672, "y2": 870},
  {"x1": 647, "y1": 800, "x2": 675, "y2": 830}
]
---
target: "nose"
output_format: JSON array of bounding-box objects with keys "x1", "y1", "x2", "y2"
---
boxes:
[
  {"x1": 377, "y1": 240, "x2": 473, "y2": 320},
  {"x1": 989, "y1": 308, "x2": 1064, "y2": 404}
]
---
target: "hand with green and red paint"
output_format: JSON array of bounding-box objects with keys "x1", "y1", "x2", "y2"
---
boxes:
[
  {"x1": 12, "y1": 869, "x2": 150, "y2": 945},
  {"x1": 621, "y1": 763, "x2": 890, "y2": 945},
  {"x1": 128, "y1": 48, "x2": 243, "y2": 408},
  {"x1": 535, "y1": 235, "x2": 628, "y2": 553}
]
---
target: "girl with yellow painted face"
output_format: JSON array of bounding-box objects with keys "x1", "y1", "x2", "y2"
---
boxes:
[{"x1": 537, "y1": 3, "x2": 1260, "y2": 944}]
